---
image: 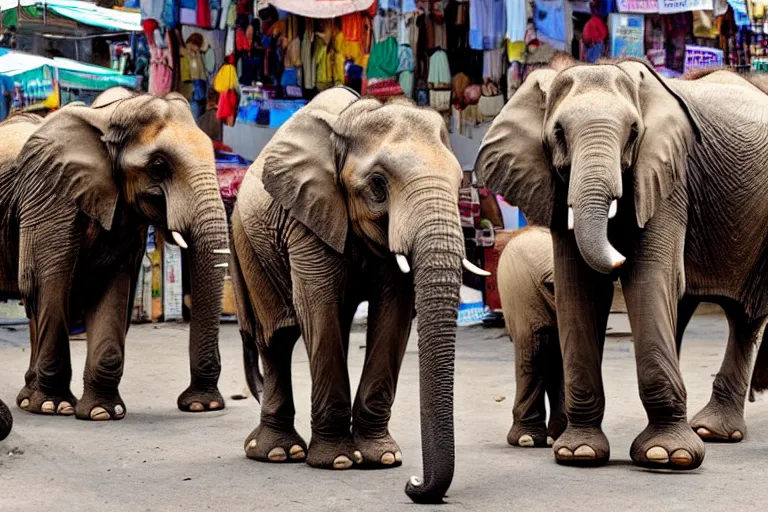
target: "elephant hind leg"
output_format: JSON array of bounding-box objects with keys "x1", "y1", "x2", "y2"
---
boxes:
[
  {"x1": 691, "y1": 303, "x2": 761, "y2": 443},
  {"x1": 508, "y1": 328, "x2": 550, "y2": 448}
]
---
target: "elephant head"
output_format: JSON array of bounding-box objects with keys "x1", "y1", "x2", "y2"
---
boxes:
[
  {"x1": 261, "y1": 87, "x2": 484, "y2": 503},
  {"x1": 474, "y1": 60, "x2": 701, "y2": 274},
  {"x1": 15, "y1": 88, "x2": 228, "y2": 394}
]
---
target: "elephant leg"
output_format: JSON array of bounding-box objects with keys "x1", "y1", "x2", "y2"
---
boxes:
[
  {"x1": 622, "y1": 202, "x2": 704, "y2": 470},
  {"x1": 551, "y1": 231, "x2": 614, "y2": 466},
  {"x1": 544, "y1": 328, "x2": 567, "y2": 444},
  {"x1": 690, "y1": 306, "x2": 761, "y2": 443},
  {"x1": 508, "y1": 328, "x2": 550, "y2": 448},
  {"x1": 352, "y1": 270, "x2": 414, "y2": 468},
  {"x1": 16, "y1": 275, "x2": 77, "y2": 415},
  {"x1": 74, "y1": 265, "x2": 135, "y2": 422},
  {"x1": 290, "y1": 239, "x2": 358, "y2": 470},
  {"x1": 244, "y1": 326, "x2": 308, "y2": 463}
]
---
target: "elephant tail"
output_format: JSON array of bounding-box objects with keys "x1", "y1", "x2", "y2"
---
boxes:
[{"x1": 229, "y1": 235, "x2": 264, "y2": 404}]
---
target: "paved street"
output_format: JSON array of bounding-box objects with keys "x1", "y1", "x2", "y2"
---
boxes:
[{"x1": 0, "y1": 312, "x2": 766, "y2": 511}]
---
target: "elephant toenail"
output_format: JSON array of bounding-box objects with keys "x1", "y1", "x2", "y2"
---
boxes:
[
  {"x1": 731, "y1": 431, "x2": 743, "y2": 441},
  {"x1": 90, "y1": 407, "x2": 110, "y2": 421},
  {"x1": 574, "y1": 445, "x2": 596, "y2": 458},
  {"x1": 333, "y1": 456, "x2": 353, "y2": 469},
  {"x1": 189, "y1": 402, "x2": 204, "y2": 412},
  {"x1": 267, "y1": 447, "x2": 287, "y2": 462},
  {"x1": 696, "y1": 427, "x2": 712, "y2": 438},
  {"x1": 381, "y1": 452, "x2": 395, "y2": 465},
  {"x1": 57, "y1": 402, "x2": 73, "y2": 415},
  {"x1": 556, "y1": 447, "x2": 573, "y2": 458},
  {"x1": 246, "y1": 439, "x2": 257, "y2": 452},
  {"x1": 547, "y1": 436, "x2": 555, "y2": 446},
  {"x1": 289, "y1": 445, "x2": 305, "y2": 459},
  {"x1": 646, "y1": 446, "x2": 669, "y2": 463},
  {"x1": 209, "y1": 401, "x2": 221, "y2": 410},
  {"x1": 353, "y1": 450, "x2": 363, "y2": 464},
  {"x1": 518, "y1": 435, "x2": 534, "y2": 447},
  {"x1": 670, "y1": 449, "x2": 693, "y2": 466},
  {"x1": 41, "y1": 401, "x2": 54, "y2": 414},
  {"x1": 394, "y1": 451, "x2": 402, "y2": 462},
  {"x1": 19, "y1": 399, "x2": 29, "y2": 409},
  {"x1": 114, "y1": 405, "x2": 124, "y2": 417}
]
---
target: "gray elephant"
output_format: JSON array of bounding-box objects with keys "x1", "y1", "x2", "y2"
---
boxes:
[
  {"x1": 230, "y1": 86, "x2": 487, "y2": 504},
  {"x1": 497, "y1": 227, "x2": 565, "y2": 449},
  {"x1": 474, "y1": 59, "x2": 768, "y2": 471},
  {"x1": 0, "y1": 88, "x2": 229, "y2": 422}
]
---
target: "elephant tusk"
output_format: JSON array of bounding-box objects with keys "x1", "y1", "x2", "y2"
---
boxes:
[
  {"x1": 213, "y1": 248, "x2": 231, "y2": 255},
  {"x1": 214, "y1": 262, "x2": 229, "y2": 268},
  {"x1": 395, "y1": 254, "x2": 411, "y2": 274},
  {"x1": 172, "y1": 231, "x2": 188, "y2": 249},
  {"x1": 608, "y1": 199, "x2": 618, "y2": 219},
  {"x1": 609, "y1": 246, "x2": 626, "y2": 269},
  {"x1": 463, "y1": 258, "x2": 491, "y2": 276},
  {"x1": 567, "y1": 207, "x2": 574, "y2": 230}
]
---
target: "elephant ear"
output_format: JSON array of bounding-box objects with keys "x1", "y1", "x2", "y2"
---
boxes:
[
  {"x1": 262, "y1": 87, "x2": 359, "y2": 254},
  {"x1": 18, "y1": 104, "x2": 119, "y2": 230},
  {"x1": 473, "y1": 69, "x2": 557, "y2": 227},
  {"x1": 617, "y1": 60, "x2": 701, "y2": 228}
]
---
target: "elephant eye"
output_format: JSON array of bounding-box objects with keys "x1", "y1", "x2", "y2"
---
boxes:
[
  {"x1": 149, "y1": 156, "x2": 171, "y2": 180},
  {"x1": 627, "y1": 122, "x2": 640, "y2": 148},
  {"x1": 553, "y1": 122, "x2": 567, "y2": 151},
  {"x1": 368, "y1": 173, "x2": 388, "y2": 204}
]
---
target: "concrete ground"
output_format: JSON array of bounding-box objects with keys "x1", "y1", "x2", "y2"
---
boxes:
[{"x1": 0, "y1": 312, "x2": 767, "y2": 512}]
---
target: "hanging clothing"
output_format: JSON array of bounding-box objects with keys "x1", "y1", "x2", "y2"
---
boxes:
[
  {"x1": 314, "y1": 34, "x2": 333, "y2": 89},
  {"x1": 196, "y1": 0, "x2": 212, "y2": 28},
  {"x1": 367, "y1": 36, "x2": 399, "y2": 79},
  {"x1": 505, "y1": 0, "x2": 527, "y2": 42},
  {"x1": 534, "y1": 0, "x2": 566, "y2": 43},
  {"x1": 482, "y1": 48, "x2": 504, "y2": 82},
  {"x1": 470, "y1": 0, "x2": 505, "y2": 50},
  {"x1": 341, "y1": 11, "x2": 363, "y2": 41},
  {"x1": 301, "y1": 29, "x2": 316, "y2": 89},
  {"x1": 427, "y1": 48, "x2": 451, "y2": 87}
]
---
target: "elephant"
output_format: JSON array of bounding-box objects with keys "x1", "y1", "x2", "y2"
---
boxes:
[
  {"x1": 474, "y1": 58, "x2": 768, "y2": 471},
  {"x1": 230, "y1": 86, "x2": 487, "y2": 504},
  {"x1": 0, "y1": 87, "x2": 229, "y2": 422},
  {"x1": 496, "y1": 227, "x2": 566, "y2": 449}
]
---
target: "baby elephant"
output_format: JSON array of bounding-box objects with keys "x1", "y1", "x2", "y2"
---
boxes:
[{"x1": 497, "y1": 227, "x2": 566, "y2": 448}]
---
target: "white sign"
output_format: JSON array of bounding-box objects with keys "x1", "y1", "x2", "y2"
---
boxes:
[
  {"x1": 659, "y1": 0, "x2": 713, "y2": 14},
  {"x1": 163, "y1": 243, "x2": 184, "y2": 321}
]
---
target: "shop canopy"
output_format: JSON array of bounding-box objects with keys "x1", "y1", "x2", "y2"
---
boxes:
[
  {"x1": 267, "y1": 0, "x2": 374, "y2": 18},
  {"x1": 0, "y1": 0, "x2": 142, "y2": 31},
  {"x1": 0, "y1": 50, "x2": 136, "y2": 90}
]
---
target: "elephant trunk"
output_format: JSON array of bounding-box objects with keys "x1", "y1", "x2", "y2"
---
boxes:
[
  {"x1": 568, "y1": 132, "x2": 625, "y2": 274},
  {"x1": 403, "y1": 193, "x2": 463, "y2": 504},
  {"x1": 185, "y1": 184, "x2": 230, "y2": 392}
]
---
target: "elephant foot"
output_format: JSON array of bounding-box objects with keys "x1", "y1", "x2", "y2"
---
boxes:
[
  {"x1": 547, "y1": 411, "x2": 568, "y2": 443},
  {"x1": 177, "y1": 385, "x2": 225, "y2": 413},
  {"x1": 0, "y1": 399, "x2": 12, "y2": 441},
  {"x1": 690, "y1": 400, "x2": 746, "y2": 443},
  {"x1": 353, "y1": 432, "x2": 402, "y2": 468},
  {"x1": 244, "y1": 423, "x2": 307, "y2": 463},
  {"x1": 75, "y1": 389, "x2": 126, "y2": 421},
  {"x1": 553, "y1": 425, "x2": 610, "y2": 466},
  {"x1": 507, "y1": 422, "x2": 549, "y2": 448},
  {"x1": 630, "y1": 421, "x2": 705, "y2": 470},
  {"x1": 16, "y1": 386, "x2": 76, "y2": 416},
  {"x1": 307, "y1": 435, "x2": 362, "y2": 470}
]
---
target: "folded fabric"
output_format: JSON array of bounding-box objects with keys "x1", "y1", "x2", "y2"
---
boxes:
[{"x1": 368, "y1": 78, "x2": 404, "y2": 96}]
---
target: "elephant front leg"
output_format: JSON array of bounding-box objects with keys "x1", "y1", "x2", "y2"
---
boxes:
[
  {"x1": 622, "y1": 207, "x2": 704, "y2": 469},
  {"x1": 551, "y1": 231, "x2": 614, "y2": 466},
  {"x1": 352, "y1": 271, "x2": 414, "y2": 468},
  {"x1": 690, "y1": 308, "x2": 760, "y2": 443},
  {"x1": 17, "y1": 225, "x2": 79, "y2": 416},
  {"x1": 74, "y1": 265, "x2": 136, "y2": 421}
]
